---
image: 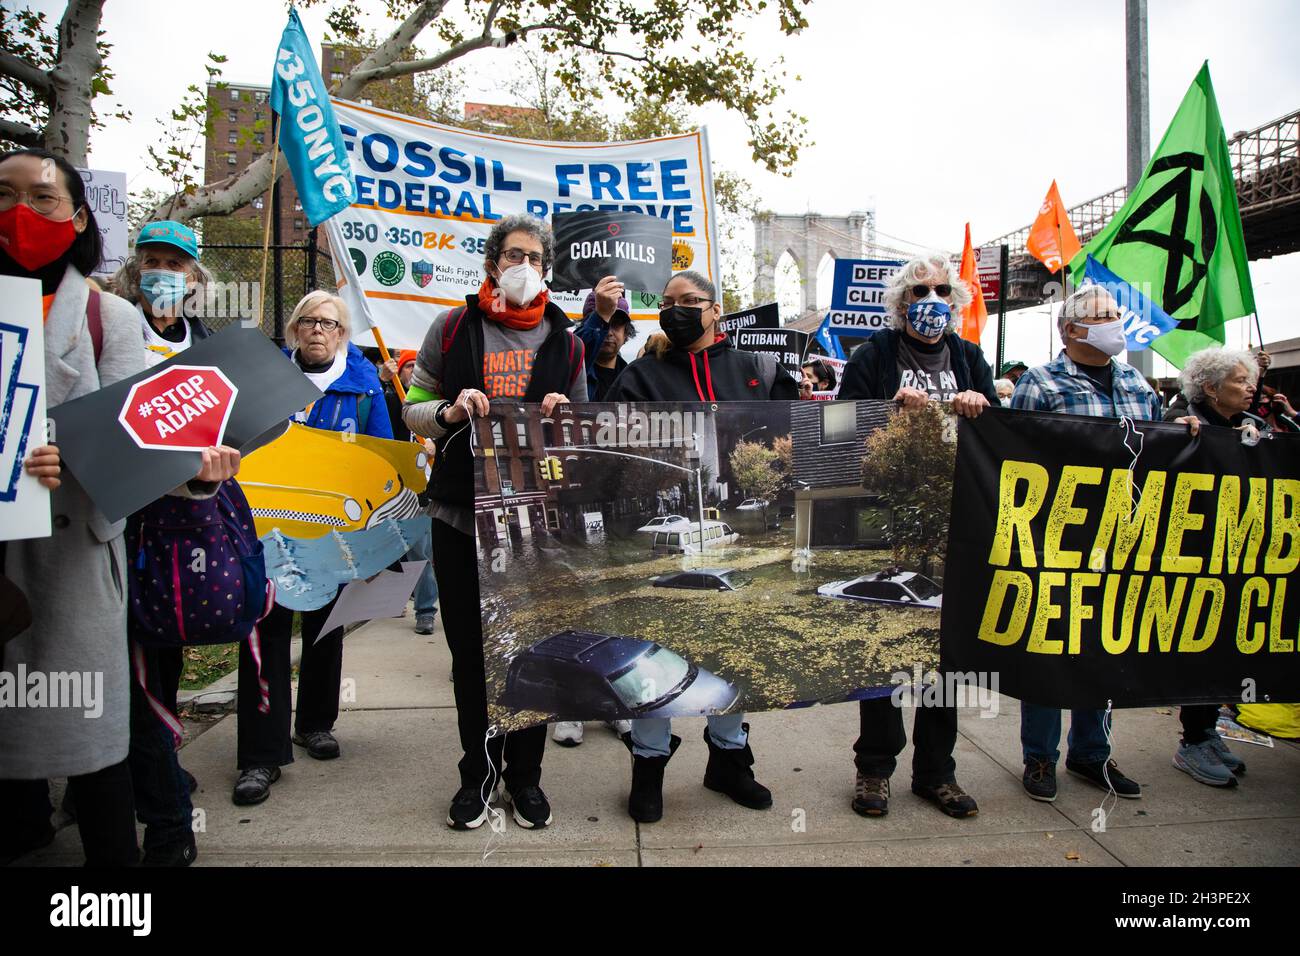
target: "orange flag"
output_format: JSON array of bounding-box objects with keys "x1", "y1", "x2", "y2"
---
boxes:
[
  {"x1": 958, "y1": 223, "x2": 988, "y2": 343},
  {"x1": 1026, "y1": 180, "x2": 1082, "y2": 273}
]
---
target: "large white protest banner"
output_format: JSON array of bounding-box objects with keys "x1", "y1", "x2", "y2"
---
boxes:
[{"x1": 325, "y1": 99, "x2": 720, "y2": 350}]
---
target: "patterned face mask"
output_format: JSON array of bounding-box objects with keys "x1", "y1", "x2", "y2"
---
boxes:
[{"x1": 906, "y1": 295, "x2": 951, "y2": 338}]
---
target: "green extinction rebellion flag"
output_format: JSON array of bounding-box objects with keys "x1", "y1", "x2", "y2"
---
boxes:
[{"x1": 1070, "y1": 63, "x2": 1255, "y2": 368}]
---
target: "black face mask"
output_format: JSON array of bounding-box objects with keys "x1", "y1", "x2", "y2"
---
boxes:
[{"x1": 659, "y1": 305, "x2": 708, "y2": 349}]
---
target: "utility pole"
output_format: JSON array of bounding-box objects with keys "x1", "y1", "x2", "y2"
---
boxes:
[{"x1": 1126, "y1": 0, "x2": 1154, "y2": 378}]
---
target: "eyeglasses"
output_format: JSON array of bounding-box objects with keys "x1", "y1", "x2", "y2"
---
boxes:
[
  {"x1": 0, "y1": 184, "x2": 75, "y2": 218},
  {"x1": 500, "y1": 248, "x2": 545, "y2": 266},
  {"x1": 297, "y1": 316, "x2": 341, "y2": 332},
  {"x1": 660, "y1": 295, "x2": 714, "y2": 309},
  {"x1": 911, "y1": 284, "x2": 953, "y2": 298}
]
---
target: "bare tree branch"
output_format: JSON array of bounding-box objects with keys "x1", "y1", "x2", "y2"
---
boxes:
[
  {"x1": 0, "y1": 118, "x2": 43, "y2": 147},
  {"x1": 44, "y1": 0, "x2": 105, "y2": 163},
  {"x1": 0, "y1": 49, "x2": 53, "y2": 95},
  {"x1": 348, "y1": 21, "x2": 571, "y2": 86},
  {"x1": 481, "y1": 0, "x2": 505, "y2": 38},
  {"x1": 334, "y1": 0, "x2": 449, "y2": 100}
]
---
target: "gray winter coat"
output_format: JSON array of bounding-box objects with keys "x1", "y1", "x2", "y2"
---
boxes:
[{"x1": 1, "y1": 267, "x2": 144, "y2": 778}]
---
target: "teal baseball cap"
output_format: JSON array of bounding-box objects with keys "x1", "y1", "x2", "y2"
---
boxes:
[{"x1": 136, "y1": 220, "x2": 198, "y2": 259}]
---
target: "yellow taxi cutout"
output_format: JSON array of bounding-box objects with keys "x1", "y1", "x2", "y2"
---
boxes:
[{"x1": 238, "y1": 422, "x2": 429, "y2": 539}]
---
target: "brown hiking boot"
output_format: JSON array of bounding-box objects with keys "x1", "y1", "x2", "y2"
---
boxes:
[
  {"x1": 912, "y1": 779, "x2": 979, "y2": 818},
  {"x1": 852, "y1": 773, "x2": 890, "y2": 817}
]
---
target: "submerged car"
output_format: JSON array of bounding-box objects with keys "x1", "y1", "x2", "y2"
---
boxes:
[
  {"x1": 735, "y1": 498, "x2": 768, "y2": 511},
  {"x1": 817, "y1": 569, "x2": 943, "y2": 609},
  {"x1": 651, "y1": 568, "x2": 751, "y2": 591},
  {"x1": 635, "y1": 514, "x2": 690, "y2": 533},
  {"x1": 499, "y1": 630, "x2": 741, "y2": 720},
  {"x1": 650, "y1": 520, "x2": 739, "y2": 555}
]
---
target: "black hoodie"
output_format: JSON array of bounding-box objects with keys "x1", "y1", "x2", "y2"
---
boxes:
[{"x1": 606, "y1": 335, "x2": 800, "y2": 402}]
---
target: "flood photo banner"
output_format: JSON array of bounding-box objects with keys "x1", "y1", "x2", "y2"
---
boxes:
[
  {"x1": 474, "y1": 400, "x2": 951, "y2": 731},
  {"x1": 942, "y1": 408, "x2": 1300, "y2": 709}
]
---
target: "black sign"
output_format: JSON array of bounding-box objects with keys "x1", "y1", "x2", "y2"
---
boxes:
[
  {"x1": 550, "y1": 210, "x2": 672, "y2": 294},
  {"x1": 49, "y1": 327, "x2": 323, "y2": 522},
  {"x1": 719, "y1": 302, "x2": 780, "y2": 340},
  {"x1": 942, "y1": 408, "x2": 1300, "y2": 707},
  {"x1": 735, "y1": 328, "x2": 809, "y2": 377}
]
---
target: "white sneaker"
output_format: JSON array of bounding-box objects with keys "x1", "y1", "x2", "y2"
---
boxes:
[
  {"x1": 552, "y1": 721, "x2": 584, "y2": 746},
  {"x1": 606, "y1": 720, "x2": 632, "y2": 737}
]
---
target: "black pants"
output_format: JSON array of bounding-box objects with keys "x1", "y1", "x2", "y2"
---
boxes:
[
  {"x1": 128, "y1": 644, "x2": 192, "y2": 851},
  {"x1": 1180, "y1": 704, "x2": 1220, "y2": 745},
  {"x1": 431, "y1": 518, "x2": 545, "y2": 792},
  {"x1": 853, "y1": 695, "x2": 957, "y2": 787},
  {"x1": 0, "y1": 761, "x2": 138, "y2": 866}
]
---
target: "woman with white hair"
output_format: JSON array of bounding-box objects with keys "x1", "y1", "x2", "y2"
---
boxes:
[
  {"x1": 109, "y1": 219, "x2": 214, "y2": 366},
  {"x1": 839, "y1": 253, "x2": 998, "y2": 417},
  {"x1": 837, "y1": 254, "x2": 997, "y2": 821},
  {"x1": 229, "y1": 290, "x2": 392, "y2": 808},
  {"x1": 1163, "y1": 347, "x2": 1261, "y2": 788}
]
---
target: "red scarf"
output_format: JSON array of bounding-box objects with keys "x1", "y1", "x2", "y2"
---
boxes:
[{"x1": 478, "y1": 277, "x2": 548, "y2": 331}]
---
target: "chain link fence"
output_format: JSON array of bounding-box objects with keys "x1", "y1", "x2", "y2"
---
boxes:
[{"x1": 197, "y1": 237, "x2": 337, "y2": 342}]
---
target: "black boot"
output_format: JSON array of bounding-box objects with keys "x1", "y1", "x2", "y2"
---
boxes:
[
  {"x1": 702, "y1": 723, "x2": 772, "y2": 810},
  {"x1": 624, "y1": 733, "x2": 680, "y2": 823}
]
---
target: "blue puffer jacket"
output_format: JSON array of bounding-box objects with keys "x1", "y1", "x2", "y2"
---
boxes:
[{"x1": 285, "y1": 341, "x2": 393, "y2": 439}]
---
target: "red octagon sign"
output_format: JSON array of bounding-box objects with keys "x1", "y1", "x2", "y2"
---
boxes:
[{"x1": 118, "y1": 365, "x2": 239, "y2": 452}]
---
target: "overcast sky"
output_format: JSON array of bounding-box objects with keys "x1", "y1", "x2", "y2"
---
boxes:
[{"x1": 36, "y1": 0, "x2": 1300, "y2": 372}]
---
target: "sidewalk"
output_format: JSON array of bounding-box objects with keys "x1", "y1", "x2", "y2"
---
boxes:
[{"x1": 28, "y1": 616, "x2": 1300, "y2": 866}]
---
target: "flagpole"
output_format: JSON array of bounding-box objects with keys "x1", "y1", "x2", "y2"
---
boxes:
[{"x1": 257, "y1": 113, "x2": 283, "y2": 337}]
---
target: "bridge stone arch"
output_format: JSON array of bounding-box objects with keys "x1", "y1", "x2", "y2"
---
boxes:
[{"x1": 753, "y1": 211, "x2": 872, "y2": 317}]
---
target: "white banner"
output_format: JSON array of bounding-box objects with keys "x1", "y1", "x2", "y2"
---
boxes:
[
  {"x1": 325, "y1": 99, "x2": 720, "y2": 350},
  {"x1": 77, "y1": 168, "x2": 128, "y2": 278}
]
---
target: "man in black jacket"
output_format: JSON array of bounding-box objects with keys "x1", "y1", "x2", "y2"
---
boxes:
[
  {"x1": 606, "y1": 270, "x2": 798, "y2": 825},
  {"x1": 838, "y1": 254, "x2": 997, "y2": 821}
]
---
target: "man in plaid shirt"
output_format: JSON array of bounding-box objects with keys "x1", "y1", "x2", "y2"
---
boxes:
[{"x1": 1010, "y1": 285, "x2": 1164, "y2": 804}]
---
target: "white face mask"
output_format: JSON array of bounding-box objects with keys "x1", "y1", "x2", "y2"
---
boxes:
[
  {"x1": 495, "y1": 262, "x2": 546, "y2": 308},
  {"x1": 1075, "y1": 317, "x2": 1126, "y2": 357}
]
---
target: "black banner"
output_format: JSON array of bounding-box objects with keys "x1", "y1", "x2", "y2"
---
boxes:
[
  {"x1": 942, "y1": 407, "x2": 1300, "y2": 708},
  {"x1": 550, "y1": 210, "x2": 672, "y2": 294},
  {"x1": 735, "y1": 327, "x2": 809, "y2": 377},
  {"x1": 719, "y1": 302, "x2": 780, "y2": 339},
  {"x1": 49, "y1": 327, "x2": 323, "y2": 522}
]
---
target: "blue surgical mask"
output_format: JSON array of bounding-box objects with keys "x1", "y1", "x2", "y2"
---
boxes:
[
  {"x1": 906, "y1": 296, "x2": 951, "y2": 338},
  {"x1": 139, "y1": 269, "x2": 189, "y2": 312}
]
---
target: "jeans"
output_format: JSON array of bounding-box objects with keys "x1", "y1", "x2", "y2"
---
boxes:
[
  {"x1": 407, "y1": 518, "x2": 439, "y2": 617},
  {"x1": 431, "y1": 518, "x2": 545, "y2": 792},
  {"x1": 1020, "y1": 703, "x2": 1110, "y2": 765},
  {"x1": 630, "y1": 712, "x2": 747, "y2": 758},
  {"x1": 128, "y1": 644, "x2": 193, "y2": 851},
  {"x1": 853, "y1": 695, "x2": 957, "y2": 787}
]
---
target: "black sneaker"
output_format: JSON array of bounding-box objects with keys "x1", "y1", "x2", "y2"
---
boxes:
[
  {"x1": 1023, "y1": 757, "x2": 1057, "y2": 802},
  {"x1": 505, "y1": 785, "x2": 553, "y2": 829},
  {"x1": 446, "y1": 784, "x2": 497, "y2": 830},
  {"x1": 232, "y1": 766, "x2": 281, "y2": 806},
  {"x1": 142, "y1": 833, "x2": 197, "y2": 867},
  {"x1": 1066, "y1": 757, "x2": 1141, "y2": 798},
  {"x1": 293, "y1": 730, "x2": 341, "y2": 760},
  {"x1": 912, "y1": 779, "x2": 979, "y2": 818}
]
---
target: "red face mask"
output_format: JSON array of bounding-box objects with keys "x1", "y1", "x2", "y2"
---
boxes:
[{"x1": 0, "y1": 202, "x2": 78, "y2": 272}]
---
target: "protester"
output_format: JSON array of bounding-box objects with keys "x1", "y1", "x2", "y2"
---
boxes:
[
  {"x1": 1163, "y1": 346, "x2": 1261, "y2": 787},
  {"x1": 0, "y1": 147, "x2": 234, "y2": 866},
  {"x1": 232, "y1": 291, "x2": 392, "y2": 807},
  {"x1": 109, "y1": 220, "x2": 213, "y2": 366},
  {"x1": 837, "y1": 253, "x2": 993, "y2": 820},
  {"x1": 377, "y1": 349, "x2": 441, "y2": 636},
  {"x1": 605, "y1": 269, "x2": 797, "y2": 824},
  {"x1": 993, "y1": 377, "x2": 1015, "y2": 406},
  {"x1": 402, "y1": 214, "x2": 585, "y2": 830},
  {"x1": 1010, "y1": 285, "x2": 1164, "y2": 803},
  {"x1": 1000, "y1": 359, "x2": 1028, "y2": 384},
  {"x1": 576, "y1": 277, "x2": 637, "y2": 402},
  {"x1": 1244, "y1": 350, "x2": 1297, "y2": 432},
  {"x1": 800, "y1": 358, "x2": 838, "y2": 399}
]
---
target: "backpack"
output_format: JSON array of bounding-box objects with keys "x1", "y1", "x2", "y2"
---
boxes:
[{"x1": 126, "y1": 479, "x2": 273, "y2": 647}]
